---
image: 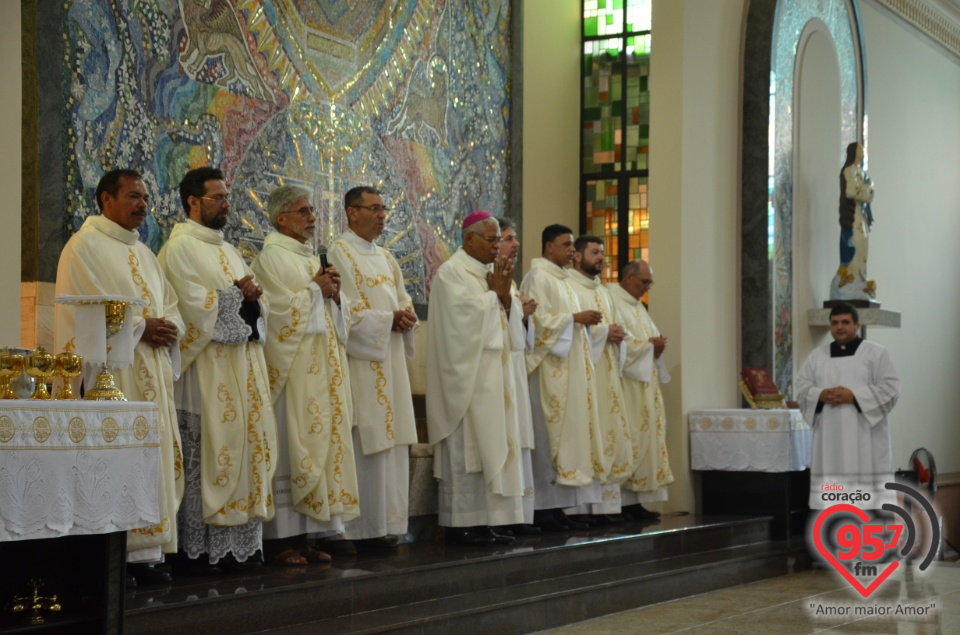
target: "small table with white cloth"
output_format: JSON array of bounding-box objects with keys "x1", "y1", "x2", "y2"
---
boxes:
[
  {"x1": 0, "y1": 400, "x2": 160, "y2": 634},
  {"x1": 689, "y1": 409, "x2": 811, "y2": 539}
]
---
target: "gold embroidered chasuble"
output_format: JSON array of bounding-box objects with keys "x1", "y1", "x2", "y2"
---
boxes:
[
  {"x1": 566, "y1": 272, "x2": 634, "y2": 484},
  {"x1": 54, "y1": 214, "x2": 185, "y2": 553},
  {"x1": 607, "y1": 283, "x2": 674, "y2": 493},
  {"x1": 327, "y1": 230, "x2": 417, "y2": 455},
  {"x1": 158, "y1": 220, "x2": 277, "y2": 525},
  {"x1": 250, "y1": 232, "x2": 359, "y2": 523},
  {"x1": 519, "y1": 258, "x2": 605, "y2": 487},
  {"x1": 425, "y1": 249, "x2": 524, "y2": 496}
]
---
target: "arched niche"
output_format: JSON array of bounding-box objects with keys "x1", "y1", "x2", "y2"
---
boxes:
[{"x1": 740, "y1": 0, "x2": 866, "y2": 392}]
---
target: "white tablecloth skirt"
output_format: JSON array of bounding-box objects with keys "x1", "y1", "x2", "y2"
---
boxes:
[
  {"x1": 0, "y1": 400, "x2": 161, "y2": 541},
  {"x1": 689, "y1": 409, "x2": 811, "y2": 472}
]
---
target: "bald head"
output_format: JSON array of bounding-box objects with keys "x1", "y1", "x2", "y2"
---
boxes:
[{"x1": 621, "y1": 259, "x2": 653, "y2": 299}]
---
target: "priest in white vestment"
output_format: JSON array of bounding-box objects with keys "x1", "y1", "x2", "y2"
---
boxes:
[
  {"x1": 427, "y1": 212, "x2": 525, "y2": 546},
  {"x1": 566, "y1": 236, "x2": 634, "y2": 520},
  {"x1": 796, "y1": 302, "x2": 899, "y2": 511},
  {"x1": 497, "y1": 218, "x2": 539, "y2": 531},
  {"x1": 608, "y1": 261, "x2": 674, "y2": 520},
  {"x1": 250, "y1": 185, "x2": 360, "y2": 565},
  {"x1": 55, "y1": 169, "x2": 184, "y2": 583},
  {"x1": 328, "y1": 186, "x2": 418, "y2": 548},
  {"x1": 520, "y1": 224, "x2": 606, "y2": 532},
  {"x1": 158, "y1": 167, "x2": 277, "y2": 569}
]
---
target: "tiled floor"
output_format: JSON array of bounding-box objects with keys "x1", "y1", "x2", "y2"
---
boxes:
[{"x1": 534, "y1": 564, "x2": 959, "y2": 634}]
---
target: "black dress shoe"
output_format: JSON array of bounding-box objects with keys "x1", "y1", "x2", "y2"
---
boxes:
[
  {"x1": 128, "y1": 564, "x2": 172, "y2": 585},
  {"x1": 623, "y1": 504, "x2": 661, "y2": 520},
  {"x1": 126, "y1": 575, "x2": 137, "y2": 589},
  {"x1": 506, "y1": 523, "x2": 542, "y2": 536},
  {"x1": 533, "y1": 510, "x2": 569, "y2": 532},
  {"x1": 490, "y1": 526, "x2": 515, "y2": 538},
  {"x1": 557, "y1": 510, "x2": 590, "y2": 530},
  {"x1": 486, "y1": 526, "x2": 516, "y2": 544},
  {"x1": 445, "y1": 526, "x2": 497, "y2": 546},
  {"x1": 595, "y1": 514, "x2": 626, "y2": 525},
  {"x1": 568, "y1": 514, "x2": 598, "y2": 526}
]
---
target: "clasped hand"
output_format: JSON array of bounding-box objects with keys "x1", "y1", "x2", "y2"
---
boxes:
[
  {"x1": 141, "y1": 317, "x2": 178, "y2": 349},
  {"x1": 819, "y1": 386, "x2": 854, "y2": 406},
  {"x1": 392, "y1": 307, "x2": 418, "y2": 333},
  {"x1": 234, "y1": 275, "x2": 262, "y2": 302},
  {"x1": 313, "y1": 266, "x2": 341, "y2": 299}
]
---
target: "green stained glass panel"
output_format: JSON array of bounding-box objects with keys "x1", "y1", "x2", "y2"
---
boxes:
[{"x1": 582, "y1": 39, "x2": 623, "y2": 174}]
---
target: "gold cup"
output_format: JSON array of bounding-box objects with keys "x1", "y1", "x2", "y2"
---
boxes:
[
  {"x1": 55, "y1": 352, "x2": 83, "y2": 400},
  {"x1": 105, "y1": 301, "x2": 126, "y2": 336},
  {"x1": 0, "y1": 348, "x2": 23, "y2": 399},
  {"x1": 25, "y1": 347, "x2": 56, "y2": 400}
]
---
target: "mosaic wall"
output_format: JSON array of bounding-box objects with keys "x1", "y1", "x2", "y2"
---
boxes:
[
  {"x1": 59, "y1": 0, "x2": 512, "y2": 302},
  {"x1": 770, "y1": 0, "x2": 864, "y2": 391}
]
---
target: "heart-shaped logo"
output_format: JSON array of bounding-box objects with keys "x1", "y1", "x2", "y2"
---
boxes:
[{"x1": 812, "y1": 504, "x2": 899, "y2": 598}]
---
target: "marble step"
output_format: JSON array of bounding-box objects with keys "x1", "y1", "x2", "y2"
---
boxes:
[
  {"x1": 271, "y1": 540, "x2": 809, "y2": 634},
  {"x1": 125, "y1": 516, "x2": 785, "y2": 635}
]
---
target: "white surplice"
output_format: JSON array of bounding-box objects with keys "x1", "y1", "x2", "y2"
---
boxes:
[
  {"x1": 796, "y1": 340, "x2": 899, "y2": 510},
  {"x1": 55, "y1": 214, "x2": 185, "y2": 560},
  {"x1": 520, "y1": 259, "x2": 604, "y2": 510},
  {"x1": 250, "y1": 232, "x2": 360, "y2": 539},
  {"x1": 426, "y1": 249, "x2": 524, "y2": 527},
  {"x1": 328, "y1": 229, "x2": 417, "y2": 539},
  {"x1": 608, "y1": 283, "x2": 674, "y2": 504}
]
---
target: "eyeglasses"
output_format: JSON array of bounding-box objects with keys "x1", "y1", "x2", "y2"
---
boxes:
[
  {"x1": 351, "y1": 204, "x2": 390, "y2": 213},
  {"x1": 200, "y1": 195, "x2": 229, "y2": 205},
  {"x1": 279, "y1": 206, "x2": 315, "y2": 218},
  {"x1": 470, "y1": 233, "x2": 502, "y2": 244},
  {"x1": 640, "y1": 279, "x2": 655, "y2": 286}
]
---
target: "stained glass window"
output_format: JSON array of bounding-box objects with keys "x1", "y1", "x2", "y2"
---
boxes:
[
  {"x1": 585, "y1": 178, "x2": 620, "y2": 279},
  {"x1": 581, "y1": 0, "x2": 651, "y2": 284}
]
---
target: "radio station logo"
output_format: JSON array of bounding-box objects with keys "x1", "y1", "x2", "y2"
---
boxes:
[{"x1": 811, "y1": 482, "x2": 939, "y2": 598}]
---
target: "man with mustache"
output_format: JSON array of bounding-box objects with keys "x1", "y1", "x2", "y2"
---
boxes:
[
  {"x1": 55, "y1": 168, "x2": 184, "y2": 585},
  {"x1": 159, "y1": 167, "x2": 277, "y2": 572},
  {"x1": 251, "y1": 185, "x2": 360, "y2": 564},
  {"x1": 520, "y1": 224, "x2": 605, "y2": 532}
]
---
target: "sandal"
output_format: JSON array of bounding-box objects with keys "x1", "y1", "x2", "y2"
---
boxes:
[
  {"x1": 299, "y1": 547, "x2": 332, "y2": 563},
  {"x1": 273, "y1": 548, "x2": 308, "y2": 566}
]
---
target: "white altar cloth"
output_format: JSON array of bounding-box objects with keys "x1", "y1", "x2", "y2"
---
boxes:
[
  {"x1": 0, "y1": 400, "x2": 161, "y2": 541},
  {"x1": 688, "y1": 409, "x2": 811, "y2": 472}
]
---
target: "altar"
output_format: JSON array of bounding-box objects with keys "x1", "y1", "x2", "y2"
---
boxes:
[
  {"x1": 0, "y1": 400, "x2": 160, "y2": 634},
  {"x1": 689, "y1": 409, "x2": 811, "y2": 539}
]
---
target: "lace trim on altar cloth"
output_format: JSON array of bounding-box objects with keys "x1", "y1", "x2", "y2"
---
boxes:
[{"x1": 0, "y1": 448, "x2": 160, "y2": 540}]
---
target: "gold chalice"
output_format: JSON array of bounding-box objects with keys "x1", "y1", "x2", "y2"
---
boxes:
[
  {"x1": 55, "y1": 352, "x2": 83, "y2": 400},
  {"x1": 0, "y1": 349, "x2": 23, "y2": 399},
  {"x1": 104, "y1": 300, "x2": 125, "y2": 337},
  {"x1": 25, "y1": 347, "x2": 56, "y2": 400}
]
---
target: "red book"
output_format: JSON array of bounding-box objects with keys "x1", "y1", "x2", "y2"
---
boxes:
[{"x1": 740, "y1": 367, "x2": 780, "y2": 397}]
